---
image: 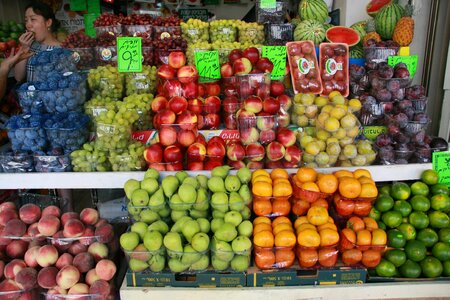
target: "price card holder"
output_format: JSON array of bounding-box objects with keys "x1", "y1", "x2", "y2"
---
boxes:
[
  {"x1": 84, "y1": 13, "x2": 99, "y2": 38},
  {"x1": 70, "y1": 0, "x2": 87, "y2": 11},
  {"x1": 432, "y1": 151, "x2": 450, "y2": 186},
  {"x1": 194, "y1": 50, "x2": 221, "y2": 83},
  {"x1": 388, "y1": 55, "x2": 418, "y2": 78},
  {"x1": 260, "y1": 0, "x2": 276, "y2": 9},
  {"x1": 117, "y1": 37, "x2": 142, "y2": 73},
  {"x1": 262, "y1": 46, "x2": 286, "y2": 80}
]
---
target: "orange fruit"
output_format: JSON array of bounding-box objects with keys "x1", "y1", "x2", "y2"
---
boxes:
[
  {"x1": 358, "y1": 176, "x2": 375, "y2": 185},
  {"x1": 294, "y1": 216, "x2": 309, "y2": 229},
  {"x1": 271, "y1": 168, "x2": 289, "y2": 180},
  {"x1": 317, "y1": 223, "x2": 337, "y2": 232},
  {"x1": 253, "y1": 223, "x2": 273, "y2": 235},
  {"x1": 273, "y1": 178, "x2": 291, "y2": 186},
  {"x1": 342, "y1": 249, "x2": 363, "y2": 266},
  {"x1": 272, "y1": 216, "x2": 292, "y2": 227},
  {"x1": 297, "y1": 229, "x2": 321, "y2": 248},
  {"x1": 298, "y1": 248, "x2": 318, "y2": 268},
  {"x1": 340, "y1": 228, "x2": 357, "y2": 250},
  {"x1": 296, "y1": 223, "x2": 317, "y2": 232},
  {"x1": 272, "y1": 199, "x2": 291, "y2": 216},
  {"x1": 255, "y1": 248, "x2": 275, "y2": 269},
  {"x1": 296, "y1": 167, "x2": 317, "y2": 183},
  {"x1": 252, "y1": 169, "x2": 270, "y2": 179},
  {"x1": 353, "y1": 169, "x2": 372, "y2": 179},
  {"x1": 253, "y1": 230, "x2": 274, "y2": 247},
  {"x1": 363, "y1": 217, "x2": 379, "y2": 231},
  {"x1": 318, "y1": 248, "x2": 338, "y2": 267},
  {"x1": 371, "y1": 228, "x2": 387, "y2": 246},
  {"x1": 274, "y1": 230, "x2": 297, "y2": 247},
  {"x1": 333, "y1": 170, "x2": 354, "y2": 178},
  {"x1": 360, "y1": 183, "x2": 378, "y2": 198},
  {"x1": 252, "y1": 175, "x2": 272, "y2": 184},
  {"x1": 275, "y1": 248, "x2": 295, "y2": 268},
  {"x1": 327, "y1": 216, "x2": 335, "y2": 224},
  {"x1": 253, "y1": 216, "x2": 271, "y2": 226},
  {"x1": 253, "y1": 199, "x2": 272, "y2": 216},
  {"x1": 307, "y1": 206, "x2": 329, "y2": 226},
  {"x1": 356, "y1": 229, "x2": 372, "y2": 250},
  {"x1": 347, "y1": 216, "x2": 365, "y2": 232},
  {"x1": 273, "y1": 223, "x2": 294, "y2": 236},
  {"x1": 301, "y1": 182, "x2": 320, "y2": 192},
  {"x1": 292, "y1": 199, "x2": 310, "y2": 216},
  {"x1": 317, "y1": 174, "x2": 338, "y2": 194},
  {"x1": 311, "y1": 198, "x2": 329, "y2": 210},
  {"x1": 273, "y1": 182, "x2": 293, "y2": 197},
  {"x1": 338, "y1": 177, "x2": 362, "y2": 199},
  {"x1": 361, "y1": 249, "x2": 381, "y2": 268},
  {"x1": 252, "y1": 181, "x2": 273, "y2": 197},
  {"x1": 319, "y1": 228, "x2": 340, "y2": 247}
]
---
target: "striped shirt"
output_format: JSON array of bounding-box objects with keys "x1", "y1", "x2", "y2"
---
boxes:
[{"x1": 26, "y1": 41, "x2": 61, "y2": 82}]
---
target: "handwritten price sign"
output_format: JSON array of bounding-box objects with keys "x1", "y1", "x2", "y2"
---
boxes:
[
  {"x1": 117, "y1": 37, "x2": 142, "y2": 73},
  {"x1": 432, "y1": 151, "x2": 450, "y2": 187},
  {"x1": 194, "y1": 50, "x2": 221, "y2": 82},
  {"x1": 388, "y1": 55, "x2": 418, "y2": 78},
  {"x1": 262, "y1": 46, "x2": 286, "y2": 80}
]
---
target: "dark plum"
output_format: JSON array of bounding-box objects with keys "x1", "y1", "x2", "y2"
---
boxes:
[
  {"x1": 405, "y1": 85, "x2": 425, "y2": 99},
  {"x1": 334, "y1": 45, "x2": 346, "y2": 56},
  {"x1": 394, "y1": 158, "x2": 409, "y2": 164},
  {"x1": 385, "y1": 40, "x2": 400, "y2": 48},
  {"x1": 378, "y1": 65, "x2": 394, "y2": 79},
  {"x1": 375, "y1": 133, "x2": 392, "y2": 147},
  {"x1": 411, "y1": 130, "x2": 426, "y2": 145},
  {"x1": 378, "y1": 62, "x2": 389, "y2": 68},
  {"x1": 370, "y1": 77, "x2": 384, "y2": 90},
  {"x1": 391, "y1": 88, "x2": 405, "y2": 100},
  {"x1": 394, "y1": 63, "x2": 408, "y2": 70},
  {"x1": 394, "y1": 67, "x2": 410, "y2": 79},
  {"x1": 381, "y1": 101, "x2": 394, "y2": 114},
  {"x1": 359, "y1": 75, "x2": 370, "y2": 89},
  {"x1": 365, "y1": 61, "x2": 379, "y2": 70},
  {"x1": 386, "y1": 79, "x2": 401, "y2": 92},
  {"x1": 415, "y1": 144, "x2": 431, "y2": 159},
  {"x1": 322, "y1": 46, "x2": 334, "y2": 58},
  {"x1": 378, "y1": 145, "x2": 395, "y2": 162},
  {"x1": 374, "y1": 88, "x2": 392, "y2": 102},
  {"x1": 398, "y1": 100, "x2": 413, "y2": 110},
  {"x1": 350, "y1": 64, "x2": 366, "y2": 80},
  {"x1": 413, "y1": 113, "x2": 430, "y2": 124},
  {"x1": 388, "y1": 123, "x2": 400, "y2": 135},
  {"x1": 393, "y1": 132, "x2": 411, "y2": 144},
  {"x1": 393, "y1": 113, "x2": 409, "y2": 128},
  {"x1": 402, "y1": 107, "x2": 415, "y2": 121}
]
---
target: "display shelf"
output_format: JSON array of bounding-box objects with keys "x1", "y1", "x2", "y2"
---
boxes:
[{"x1": 0, "y1": 163, "x2": 432, "y2": 189}]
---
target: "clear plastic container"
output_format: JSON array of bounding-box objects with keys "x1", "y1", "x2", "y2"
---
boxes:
[
  {"x1": 6, "y1": 127, "x2": 48, "y2": 152},
  {"x1": 142, "y1": 46, "x2": 155, "y2": 66},
  {"x1": 34, "y1": 154, "x2": 72, "y2": 172},
  {"x1": 17, "y1": 85, "x2": 45, "y2": 114},
  {"x1": 238, "y1": 22, "x2": 265, "y2": 45},
  {"x1": 157, "y1": 123, "x2": 198, "y2": 147},
  {"x1": 364, "y1": 46, "x2": 399, "y2": 64},
  {"x1": 94, "y1": 123, "x2": 132, "y2": 151},
  {"x1": 108, "y1": 153, "x2": 146, "y2": 171},
  {"x1": 181, "y1": 26, "x2": 209, "y2": 44},
  {"x1": 405, "y1": 120, "x2": 430, "y2": 135},
  {"x1": 158, "y1": 77, "x2": 199, "y2": 99},
  {"x1": 154, "y1": 48, "x2": 186, "y2": 66},
  {"x1": 238, "y1": 115, "x2": 278, "y2": 146},
  {"x1": 0, "y1": 151, "x2": 34, "y2": 173},
  {"x1": 411, "y1": 97, "x2": 427, "y2": 112},
  {"x1": 320, "y1": 43, "x2": 349, "y2": 97},
  {"x1": 94, "y1": 24, "x2": 123, "y2": 37},
  {"x1": 209, "y1": 22, "x2": 238, "y2": 43},
  {"x1": 252, "y1": 196, "x2": 291, "y2": 217},
  {"x1": 42, "y1": 292, "x2": 105, "y2": 299},
  {"x1": 72, "y1": 47, "x2": 96, "y2": 70},
  {"x1": 166, "y1": 248, "x2": 210, "y2": 273},
  {"x1": 256, "y1": 0, "x2": 288, "y2": 23},
  {"x1": 125, "y1": 67, "x2": 158, "y2": 96},
  {"x1": 70, "y1": 146, "x2": 111, "y2": 172},
  {"x1": 264, "y1": 24, "x2": 293, "y2": 46},
  {"x1": 29, "y1": 49, "x2": 77, "y2": 81},
  {"x1": 41, "y1": 81, "x2": 87, "y2": 114},
  {"x1": 123, "y1": 24, "x2": 153, "y2": 38},
  {"x1": 124, "y1": 247, "x2": 166, "y2": 273},
  {"x1": 332, "y1": 193, "x2": 376, "y2": 218},
  {"x1": 0, "y1": 289, "x2": 39, "y2": 299},
  {"x1": 45, "y1": 114, "x2": 90, "y2": 152},
  {"x1": 94, "y1": 46, "x2": 118, "y2": 66},
  {"x1": 88, "y1": 68, "x2": 125, "y2": 101},
  {"x1": 153, "y1": 26, "x2": 182, "y2": 39},
  {"x1": 236, "y1": 73, "x2": 271, "y2": 100},
  {"x1": 254, "y1": 245, "x2": 295, "y2": 270},
  {"x1": 211, "y1": 246, "x2": 251, "y2": 272}
]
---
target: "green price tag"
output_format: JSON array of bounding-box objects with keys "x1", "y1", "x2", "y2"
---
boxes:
[
  {"x1": 262, "y1": 46, "x2": 286, "y2": 79},
  {"x1": 70, "y1": 0, "x2": 87, "y2": 11},
  {"x1": 87, "y1": 0, "x2": 101, "y2": 14},
  {"x1": 432, "y1": 151, "x2": 450, "y2": 186},
  {"x1": 194, "y1": 50, "x2": 221, "y2": 82},
  {"x1": 84, "y1": 13, "x2": 99, "y2": 38},
  {"x1": 260, "y1": 0, "x2": 276, "y2": 9},
  {"x1": 388, "y1": 55, "x2": 418, "y2": 78},
  {"x1": 362, "y1": 126, "x2": 387, "y2": 141},
  {"x1": 117, "y1": 37, "x2": 142, "y2": 73}
]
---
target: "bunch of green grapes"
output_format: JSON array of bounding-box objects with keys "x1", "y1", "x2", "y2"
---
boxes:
[
  {"x1": 211, "y1": 41, "x2": 242, "y2": 64},
  {"x1": 186, "y1": 42, "x2": 212, "y2": 65},
  {"x1": 84, "y1": 95, "x2": 118, "y2": 119},
  {"x1": 88, "y1": 65, "x2": 125, "y2": 100},
  {"x1": 181, "y1": 19, "x2": 209, "y2": 44},
  {"x1": 125, "y1": 65, "x2": 157, "y2": 96},
  {"x1": 209, "y1": 20, "x2": 238, "y2": 43},
  {"x1": 237, "y1": 22, "x2": 265, "y2": 45},
  {"x1": 122, "y1": 93, "x2": 154, "y2": 130},
  {"x1": 108, "y1": 141, "x2": 146, "y2": 171},
  {"x1": 70, "y1": 142, "x2": 111, "y2": 172}
]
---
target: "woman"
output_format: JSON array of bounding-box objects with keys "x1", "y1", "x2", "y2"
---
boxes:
[{"x1": 14, "y1": 1, "x2": 61, "y2": 82}]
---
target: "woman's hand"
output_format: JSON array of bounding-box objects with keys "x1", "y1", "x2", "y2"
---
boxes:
[
  {"x1": 1, "y1": 47, "x2": 32, "y2": 72},
  {"x1": 18, "y1": 31, "x2": 35, "y2": 51}
]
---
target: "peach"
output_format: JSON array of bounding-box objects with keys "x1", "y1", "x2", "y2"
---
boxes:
[
  {"x1": 16, "y1": 290, "x2": 34, "y2": 300},
  {"x1": 79, "y1": 208, "x2": 99, "y2": 226},
  {"x1": 27, "y1": 223, "x2": 40, "y2": 237},
  {"x1": 37, "y1": 215, "x2": 60, "y2": 236},
  {"x1": 41, "y1": 206, "x2": 61, "y2": 218},
  {"x1": 18, "y1": 204, "x2": 41, "y2": 225},
  {"x1": 226, "y1": 141, "x2": 246, "y2": 162},
  {"x1": 176, "y1": 110, "x2": 197, "y2": 130},
  {"x1": 157, "y1": 109, "x2": 177, "y2": 126},
  {"x1": 107, "y1": 236, "x2": 119, "y2": 256},
  {"x1": 28, "y1": 238, "x2": 45, "y2": 248},
  {"x1": 206, "y1": 140, "x2": 226, "y2": 158},
  {"x1": 55, "y1": 253, "x2": 74, "y2": 270},
  {"x1": 245, "y1": 143, "x2": 265, "y2": 162},
  {"x1": 162, "y1": 79, "x2": 182, "y2": 98},
  {"x1": 46, "y1": 286, "x2": 67, "y2": 295},
  {"x1": 240, "y1": 128, "x2": 259, "y2": 145},
  {"x1": 177, "y1": 129, "x2": 196, "y2": 147},
  {"x1": 284, "y1": 145, "x2": 302, "y2": 164},
  {"x1": 4, "y1": 259, "x2": 26, "y2": 279},
  {"x1": 168, "y1": 96, "x2": 188, "y2": 115},
  {"x1": 89, "y1": 280, "x2": 110, "y2": 296},
  {"x1": 4, "y1": 219, "x2": 26, "y2": 237},
  {"x1": 177, "y1": 65, "x2": 198, "y2": 83},
  {"x1": 95, "y1": 259, "x2": 116, "y2": 281},
  {"x1": 51, "y1": 230, "x2": 71, "y2": 252},
  {"x1": 6, "y1": 240, "x2": 28, "y2": 258},
  {"x1": 68, "y1": 282, "x2": 89, "y2": 295},
  {"x1": 68, "y1": 241, "x2": 88, "y2": 256},
  {"x1": 187, "y1": 142, "x2": 206, "y2": 162},
  {"x1": 94, "y1": 219, "x2": 108, "y2": 228},
  {"x1": 266, "y1": 141, "x2": 286, "y2": 161},
  {"x1": 0, "y1": 260, "x2": 4, "y2": 279},
  {"x1": 246, "y1": 161, "x2": 265, "y2": 169},
  {"x1": 0, "y1": 202, "x2": 16, "y2": 212},
  {"x1": 24, "y1": 246, "x2": 40, "y2": 268},
  {"x1": 63, "y1": 219, "x2": 85, "y2": 238},
  {"x1": 129, "y1": 244, "x2": 151, "y2": 261},
  {"x1": 36, "y1": 245, "x2": 59, "y2": 267},
  {"x1": 143, "y1": 143, "x2": 163, "y2": 163},
  {"x1": 228, "y1": 160, "x2": 246, "y2": 170},
  {"x1": 56, "y1": 265, "x2": 80, "y2": 290},
  {"x1": 260, "y1": 129, "x2": 276, "y2": 145},
  {"x1": 183, "y1": 81, "x2": 198, "y2": 99},
  {"x1": 158, "y1": 126, "x2": 177, "y2": 146},
  {"x1": 151, "y1": 95, "x2": 168, "y2": 113},
  {"x1": 157, "y1": 64, "x2": 176, "y2": 79},
  {"x1": 276, "y1": 128, "x2": 296, "y2": 147},
  {"x1": 94, "y1": 224, "x2": 113, "y2": 244},
  {"x1": 37, "y1": 267, "x2": 58, "y2": 289},
  {"x1": 85, "y1": 269, "x2": 101, "y2": 286},
  {"x1": 244, "y1": 95, "x2": 263, "y2": 114},
  {"x1": 0, "y1": 279, "x2": 20, "y2": 295},
  {"x1": 73, "y1": 253, "x2": 94, "y2": 273},
  {"x1": 0, "y1": 209, "x2": 18, "y2": 227},
  {"x1": 61, "y1": 212, "x2": 79, "y2": 227},
  {"x1": 220, "y1": 62, "x2": 234, "y2": 78},
  {"x1": 256, "y1": 114, "x2": 275, "y2": 131},
  {"x1": 80, "y1": 226, "x2": 96, "y2": 246},
  {"x1": 15, "y1": 267, "x2": 37, "y2": 290},
  {"x1": 168, "y1": 51, "x2": 186, "y2": 69}
]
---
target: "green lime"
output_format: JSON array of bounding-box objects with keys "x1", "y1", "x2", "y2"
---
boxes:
[
  {"x1": 379, "y1": 184, "x2": 391, "y2": 195},
  {"x1": 410, "y1": 181, "x2": 430, "y2": 196},
  {"x1": 431, "y1": 183, "x2": 449, "y2": 195},
  {"x1": 399, "y1": 259, "x2": 422, "y2": 278},
  {"x1": 393, "y1": 200, "x2": 412, "y2": 217},
  {"x1": 377, "y1": 220, "x2": 386, "y2": 230},
  {"x1": 429, "y1": 211, "x2": 450, "y2": 229},
  {"x1": 420, "y1": 256, "x2": 443, "y2": 278},
  {"x1": 421, "y1": 170, "x2": 439, "y2": 186},
  {"x1": 430, "y1": 194, "x2": 450, "y2": 212},
  {"x1": 438, "y1": 228, "x2": 450, "y2": 243},
  {"x1": 387, "y1": 229, "x2": 406, "y2": 248},
  {"x1": 409, "y1": 195, "x2": 431, "y2": 212},
  {"x1": 16, "y1": 23, "x2": 24, "y2": 31},
  {"x1": 384, "y1": 249, "x2": 407, "y2": 267},
  {"x1": 391, "y1": 182, "x2": 411, "y2": 200},
  {"x1": 397, "y1": 223, "x2": 416, "y2": 240},
  {"x1": 375, "y1": 259, "x2": 397, "y2": 277},
  {"x1": 369, "y1": 207, "x2": 381, "y2": 221},
  {"x1": 431, "y1": 242, "x2": 450, "y2": 261},
  {"x1": 409, "y1": 211, "x2": 429, "y2": 230},
  {"x1": 375, "y1": 194, "x2": 394, "y2": 212},
  {"x1": 382, "y1": 211, "x2": 403, "y2": 228},
  {"x1": 405, "y1": 240, "x2": 427, "y2": 262},
  {"x1": 9, "y1": 32, "x2": 18, "y2": 39},
  {"x1": 443, "y1": 260, "x2": 450, "y2": 277},
  {"x1": 416, "y1": 228, "x2": 439, "y2": 248}
]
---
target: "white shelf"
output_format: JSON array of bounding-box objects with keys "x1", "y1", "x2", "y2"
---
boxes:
[{"x1": 0, "y1": 164, "x2": 432, "y2": 189}]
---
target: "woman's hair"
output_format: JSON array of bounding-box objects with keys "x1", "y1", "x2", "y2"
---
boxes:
[{"x1": 25, "y1": 1, "x2": 60, "y2": 32}]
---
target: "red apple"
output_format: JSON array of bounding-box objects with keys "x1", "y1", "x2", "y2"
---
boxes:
[
  {"x1": 183, "y1": 81, "x2": 198, "y2": 99},
  {"x1": 166, "y1": 162, "x2": 184, "y2": 171},
  {"x1": 158, "y1": 126, "x2": 177, "y2": 146},
  {"x1": 256, "y1": 112, "x2": 275, "y2": 131},
  {"x1": 204, "y1": 113, "x2": 220, "y2": 129},
  {"x1": 206, "y1": 83, "x2": 221, "y2": 96},
  {"x1": 246, "y1": 160, "x2": 265, "y2": 169},
  {"x1": 163, "y1": 79, "x2": 182, "y2": 98},
  {"x1": 176, "y1": 110, "x2": 197, "y2": 130},
  {"x1": 143, "y1": 143, "x2": 163, "y2": 163},
  {"x1": 224, "y1": 113, "x2": 237, "y2": 129},
  {"x1": 284, "y1": 145, "x2": 302, "y2": 164},
  {"x1": 233, "y1": 57, "x2": 252, "y2": 75},
  {"x1": 209, "y1": 136, "x2": 226, "y2": 149},
  {"x1": 237, "y1": 109, "x2": 257, "y2": 130},
  {"x1": 260, "y1": 129, "x2": 276, "y2": 145},
  {"x1": 228, "y1": 49, "x2": 243, "y2": 65},
  {"x1": 197, "y1": 84, "x2": 207, "y2": 98},
  {"x1": 157, "y1": 64, "x2": 176, "y2": 79},
  {"x1": 256, "y1": 57, "x2": 274, "y2": 73},
  {"x1": 276, "y1": 128, "x2": 296, "y2": 147},
  {"x1": 206, "y1": 140, "x2": 226, "y2": 159},
  {"x1": 196, "y1": 133, "x2": 207, "y2": 146},
  {"x1": 168, "y1": 96, "x2": 188, "y2": 115},
  {"x1": 220, "y1": 63, "x2": 234, "y2": 78},
  {"x1": 243, "y1": 96, "x2": 263, "y2": 114},
  {"x1": 168, "y1": 52, "x2": 186, "y2": 69},
  {"x1": 245, "y1": 143, "x2": 265, "y2": 161},
  {"x1": 177, "y1": 129, "x2": 197, "y2": 147},
  {"x1": 157, "y1": 109, "x2": 176, "y2": 125},
  {"x1": 270, "y1": 81, "x2": 285, "y2": 97},
  {"x1": 148, "y1": 162, "x2": 166, "y2": 171},
  {"x1": 265, "y1": 160, "x2": 284, "y2": 169},
  {"x1": 266, "y1": 141, "x2": 286, "y2": 161},
  {"x1": 204, "y1": 159, "x2": 223, "y2": 170},
  {"x1": 188, "y1": 98, "x2": 203, "y2": 115},
  {"x1": 163, "y1": 145, "x2": 183, "y2": 163},
  {"x1": 204, "y1": 96, "x2": 221, "y2": 114},
  {"x1": 277, "y1": 94, "x2": 292, "y2": 110},
  {"x1": 226, "y1": 141, "x2": 246, "y2": 161},
  {"x1": 243, "y1": 47, "x2": 260, "y2": 65},
  {"x1": 228, "y1": 160, "x2": 246, "y2": 170},
  {"x1": 187, "y1": 142, "x2": 206, "y2": 161},
  {"x1": 177, "y1": 66, "x2": 198, "y2": 83}
]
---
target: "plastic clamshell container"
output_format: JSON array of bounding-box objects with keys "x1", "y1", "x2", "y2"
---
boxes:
[
  {"x1": 256, "y1": 0, "x2": 288, "y2": 23},
  {"x1": 158, "y1": 76, "x2": 199, "y2": 99},
  {"x1": 94, "y1": 123, "x2": 132, "y2": 151},
  {"x1": 71, "y1": 47, "x2": 96, "y2": 70},
  {"x1": 405, "y1": 120, "x2": 430, "y2": 135},
  {"x1": 123, "y1": 24, "x2": 153, "y2": 38},
  {"x1": 220, "y1": 76, "x2": 238, "y2": 97},
  {"x1": 254, "y1": 245, "x2": 295, "y2": 270},
  {"x1": 17, "y1": 86, "x2": 45, "y2": 114},
  {"x1": 123, "y1": 246, "x2": 167, "y2": 273},
  {"x1": 6, "y1": 127, "x2": 48, "y2": 152},
  {"x1": 94, "y1": 46, "x2": 118, "y2": 66},
  {"x1": 45, "y1": 114, "x2": 90, "y2": 152},
  {"x1": 252, "y1": 194, "x2": 292, "y2": 217},
  {"x1": 364, "y1": 46, "x2": 399, "y2": 64},
  {"x1": 126, "y1": 200, "x2": 171, "y2": 222},
  {"x1": 319, "y1": 43, "x2": 349, "y2": 97},
  {"x1": 222, "y1": 99, "x2": 241, "y2": 130},
  {"x1": 209, "y1": 24, "x2": 238, "y2": 43},
  {"x1": 94, "y1": 24, "x2": 122, "y2": 37},
  {"x1": 286, "y1": 41, "x2": 323, "y2": 94},
  {"x1": 108, "y1": 154, "x2": 146, "y2": 171},
  {"x1": 157, "y1": 123, "x2": 198, "y2": 147},
  {"x1": 166, "y1": 248, "x2": 210, "y2": 273},
  {"x1": 217, "y1": 48, "x2": 234, "y2": 64},
  {"x1": 0, "y1": 151, "x2": 34, "y2": 173},
  {"x1": 236, "y1": 73, "x2": 271, "y2": 100},
  {"x1": 211, "y1": 246, "x2": 251, "y2": 272},
  {"x1": 142, "y1": 46, "x2": 155, "y2": 66},
  {"x1": 153, "y1": 26, "x2": 182, "y2": 39},
  {"x1": 237, "y1": 114, "x2": 278, "y2": 146},
  {"x1": 41, "y1": 81, "x2": 87, "y2": 114},
  {"x1": 295, "y1": 244, "x2": 339, "y2": 268},
  {"x1": 34, "y1": 154, "x2": 72, "y2": 172}
]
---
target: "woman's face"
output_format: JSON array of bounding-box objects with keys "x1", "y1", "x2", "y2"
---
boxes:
[{"x1": 24, "y1": 8, "x2": 52, "y2": 42}]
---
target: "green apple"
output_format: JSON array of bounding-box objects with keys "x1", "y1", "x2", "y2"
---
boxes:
[
  {"x1": 197, "y1": 218, "x2": 210, "y2": 233},
  {"x1": 191, "y1": 232, "x2": 210, "y2": 252},
  {"x1": 211, "y1": 192, "x2": 229, "y2": 213},
  {"x1": 211, "y1": 218, "x2": 224, "y2": 233},
  {"x1": 224, "y1": 210, "x2": 243, "y2": 227},
  {"x1": 120, "y1": 232, "x2": 140, "y2": 251},
  {"x1": 124, "y1": 179, "x2": 140, "y2": 199}
]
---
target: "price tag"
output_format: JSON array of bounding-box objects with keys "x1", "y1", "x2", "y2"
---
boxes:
[
  {"x1": 262, "y1": 46, "x2": 286, "y2": 79},
  {"x1": 362, "y1": 126, "x2": 387, "y2": 141},
  {"x1": 70, "y1": 0, "x2": 87, "y2": 11},
  {"x1": 194, "y1": 50, "x2": 221, "y2": 82},
  {"x1": 432, "y1": 151, "x2": 450, "y2": 186},
  {"x1": 117, "y1": 37, "x2": 142, "y2": 73},
  {"x1": 388, "y1": 55, "x2": 418, "y2": 78},
  {"x1": 87, "y1": 0, "x2": 101, "y2": 14},
  {"x1": 260, "y1": 0, "x2": 276, "y2": 9},
  {"x1": 83, "y1": 13, "x2": 99, "y2": 38}
]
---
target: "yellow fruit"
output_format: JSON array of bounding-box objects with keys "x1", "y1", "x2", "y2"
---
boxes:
[
  {"x1": 330, "y1": 107, "x2": 347, "y2": 120},
  {"x1": 348, "y1": 99, "x2": 362, "y2": 112},
  {"x1": 305, "y1": 141, "x2": 320, "y2": 156},
  {"x1": 324, "y1": 117, "x2": 340, "y2": 132},
  {"x1": 328, "y1": 91, "x2": 341, "y2": 99},
  {"x1": 314, "y1": 96, "x2": 328, "y2": 106}
]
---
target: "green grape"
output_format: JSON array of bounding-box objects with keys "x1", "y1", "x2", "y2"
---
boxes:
[
  {"x1": 70, "y1": 142, "x2": 111, "y2": 172},
  {"x1": 186, "y1": 42, "x2": 212, "y2": 65},
  {"x1": 88, "y1": 65, "x2": 125, "y2": 100},
  {"x1": 209, "y1": 20, "x2": 238, "y2": 43},
  {"x1": 237, "y1": 22, "x2": 265, "y2": 44},
  {"x1": 181, "y1": 19, "x2": 210, "y2": 44},
  {"x1": 125, "y1": 65, "x2": 158, "y2": 96},
  {"x1": 108, "y1": 141, "x2": 146, "y2": 171}
]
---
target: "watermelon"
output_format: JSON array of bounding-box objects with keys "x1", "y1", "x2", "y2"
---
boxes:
[
  {"x1": 350, "y1": 45, "x2": 364, "y2": 58},
  {"x1": 293, "y1": 19, "x2": 326, "y2": 45},
  {"x1": 367, "y1": 0, "x2": 392, "y2": 17},
  {"x1": 325, "y1": 26, "x2": 360, "y2": 47},
  {"x1": 323, "y1": 23, "x2": 334, "y2": 31},
  {"x1": 350, "y1": 21, "x2": 367, "y2": 45},
  {"x1": 299, "y1": 0, "x2": 329, "y2": 24},
  {"x1": 375, "y1": 1, "x2": 404, "y2": 40}
]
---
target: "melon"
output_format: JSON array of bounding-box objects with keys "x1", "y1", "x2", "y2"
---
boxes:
[
  {"x1": 293, "y1": 19, "x2": 326, "y2": 45},
  {"x1": 367, "y1": 0, "x2": 392, "y2": 17},
  {"x1": 350, "y1": 45, "x2": 364, "y2": 58},
  {"x1": 375, "y1": 1, "x2": 404, "y2": 40},
  {"x1": 325, "y1": 26, "x2": 360, "y2": 47},
  {"x1": 323, "y1": 23, "x2": 334, "y2": 31},
  {"x1": 298, "y1": 0, "x2": 329, "y2": 24},
  {"x1": 350, "y1": 21, "x2": 367, "y2": 45}
]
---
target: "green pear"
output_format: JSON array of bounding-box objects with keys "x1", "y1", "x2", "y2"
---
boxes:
[
  {"x1": 162, "y1": 175, "x2": 179, "y2": 198},
  {"x1": 179, "y1": 184, "x2": 197, "y2": 204},
  {"x1": 211, "y1": 238, "x2": 234, "y2": 262},
  {"x1": 237, "y1": 220, "x2": 253, "y2": 237},
  {"x1": 189, "y1": 209, "x2": 209, "y2": 219},
  {"x1": 211, "y1": 165, "x2": 231, "y2": 179},
  {"x1": 214, "y1": 222, "x2": 238, "y2": 242},
  {"x1": 148, "y1": 254, "x2": 165, "y2": 272},
  {"x1": 171, "y1": 216, "x2": 193, "y2": 233},
  {"x1": 144, "y1": 168, "x2": 160, "y2": 180},
  {"x1": 130, "y1": 221, "x2": 147, "y2": 240},
  {"x1": 143, "y1": 230, "x2": 163, "y2": 251},
  {"x1": 237, "y1": 167, "x2": 251, "y2": 184},
  {"x1": 212, "y1": 210, "x2": 225, "y2": 219},
  {"x1": 175, "y1": 171, "x2": 189, "y2": 184},
  {"x1": 229, "y1": 192, "x2": 245, "y2": 211},
  {"x1": 231, "y1": 236, "x2": 252, "y2": 254},
  {"x1": 140, "y1": 209, "x2": 160, "y2": 224},
  {"x1": 170, "y1": 193, "x2": 191, "y2": 211},
  {"x1": 193, "y1": 188, "x2": 209, "y2": 211},
  {"x1": 191, "y1": 232, "x2": 210, "y2": 252},
  {"x1": 230, "y1": 255, "x2": 250, "y2": 272},
  {"x1": 163, "y1": 232, "x2": 183, "y2": 255},
  {"x1": 211, "y1": 218, "x2": 224, "y2": 233},
  {"x1": 158, "y1": 205, "x2": 171, "y2": 218},
  {"x1": 120, "y1": 232, "x2": 140, "y2": 251},
  {"x1": 196, "y1": 175, "x2": 208, "y2": 189},
  {"x1": 131, "y1": 189, "x2": 150, "y2": 206},
  {"x1": 129, "y1": 258, "x2": 149, "y2": 272},
  {"x1": 147, "y1": 220, "x2": 169, "y2": 234},
  {"x1": 168, "y1": 258, "x2": 189, "y2": 272},
  {"x1": 211, "y1": 255, "x2": 230, "y2": 271},
  {"x1": 148, "y1": 188, "x2": 165, "y2": 208},
  {"x1": 124, "y1": 179, "x2": 141, "y2": 200},
  {"x1": 182, "y1": 220, "x2": 200, "y2": 242},
  {"x1": 211, "y1": 192, "x2": 229, "y2": 213},
  {"x1": 183, "y1": 177, "x2": 199, "y2": 189},
  {"x1": 127, "y1": 203, "x2": 142, "y2": 217},
  {"x1": 197, "y1": 218, "x2": 210, "y2": 233},
  {"x1": 140, "y1": 178, "x2": 159, "y2": 196},
  {"x1": 239, "y1": 185, "x2": 252, "y2": 205},
  {"x1": 224, "y1": 210, "x2": 243, "y2": 227},
  {"x1": 240, "y1": 206, "x2": 251, "y2": 220},
  {"x1": 208, "y1": 177, "x2": 226, "y2": 193},
  {"x1": 225, "y1": 175, "x2": 241, "y2": 192},
  {"x1": 190, "y1": 254, "x2": 209, "y2": 271},
  {"x1": 181, "y1": 244, "x2": 202, "y2": 265},
  {"x1": 171, "y1": 210, "x2": 188, "y2": 222}
]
